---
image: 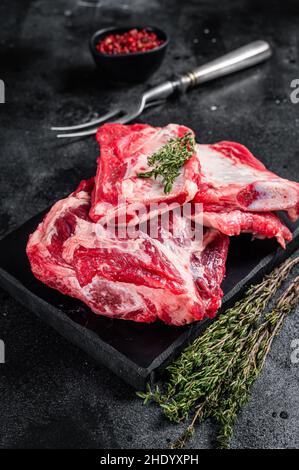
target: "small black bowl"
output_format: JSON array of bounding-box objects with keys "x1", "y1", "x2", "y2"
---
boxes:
[{"x1": 90, "y1": 26, "x2": 169, "y2": 84}]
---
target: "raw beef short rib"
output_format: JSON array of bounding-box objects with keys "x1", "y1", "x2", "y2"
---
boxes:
[
  {"x1": 27, "y1": 125, "x2": 299, "y2": 326},
  {"x1": 90, "y1": 123, "x2": 200, "y2": 223},
  {"x1": 199, "y1": 208, "x2": 292, "y2": 248},
  {"x1": 194, "y1": 142, "x2": 299, "y2": 220},
  {"x1": 27, "y1": 179, "x2": 229, "y2": 325}
]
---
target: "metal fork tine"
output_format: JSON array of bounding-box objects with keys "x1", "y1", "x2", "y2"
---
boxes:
[
  {"x1": 51, "y1": 109, "x2": 121, "y2": 131},
  {"x1": 116, "y1": 99, "x2": 166, "y2": 125},
  {"x1": 55, "y1": 99, "x2": 166, "y2": 138},
  {"x1": 57, "y1": 127, "x2": 100, "y2": 138}
]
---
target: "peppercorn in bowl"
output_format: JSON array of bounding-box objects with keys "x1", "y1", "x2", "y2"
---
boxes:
[{"x1": 90, "y1": 26, "x2": 169, "y2": 83}]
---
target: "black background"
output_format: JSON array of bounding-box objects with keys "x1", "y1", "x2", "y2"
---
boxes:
[{"x1": 0, "y1": 0, "x2": 298, "y2": 449}]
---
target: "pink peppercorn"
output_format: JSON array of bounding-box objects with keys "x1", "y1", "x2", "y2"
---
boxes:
[{"x1": 96, "y1": 28, "x2": 164, "y2": 55}]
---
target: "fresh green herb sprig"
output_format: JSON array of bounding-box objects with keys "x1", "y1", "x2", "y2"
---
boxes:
[
  {"x1": 137, "y1": 131, "x2": 195, "y2": 194},
  {"x1": 137, "y1": 257, "x2": 299, "y2": 449}
]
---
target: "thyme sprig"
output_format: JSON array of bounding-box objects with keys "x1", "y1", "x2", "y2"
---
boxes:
[
  {"x1": 137, "y1": 131, "x2": 195, "y2": 194},
  {"x1": 137, "y1": 257, "x2": 299, "y2": 448}
]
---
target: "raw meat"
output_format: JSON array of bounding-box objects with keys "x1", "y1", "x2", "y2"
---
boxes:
[
  {"x1": 90, "y1": 123, "x2": 200, "y2": 223},
  {"x1": 194, "y1": 141, "x2": 299, "y2": 221},
  {"x1": 27, "y1": 179, "x2": 229, "y2": 325},
  {"x1": 198, "y1": 207, "x2": 292, "y2": 248},
  {"x1": 27, "y1": 125, "x2": 298, "y2": 326}
]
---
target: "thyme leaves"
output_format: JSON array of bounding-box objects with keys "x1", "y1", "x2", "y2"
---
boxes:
[
  {"x1": 137, "y1": 132, "x2": 195, "y2": 194},
  {"x1": 137, "y1": 257, "x2": 299, "y2": 448}
]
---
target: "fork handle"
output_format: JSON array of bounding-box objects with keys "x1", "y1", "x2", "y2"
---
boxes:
[
  {"x1": 143, "y1": 40, "x2": 272, "y2": 103},
  {"x1": 177, "y1": 40, "x2": 272, "y2": 91}
]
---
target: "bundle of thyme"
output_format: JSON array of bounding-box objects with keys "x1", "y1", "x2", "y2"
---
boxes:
[
  {"x1": 137, "y1": 257, "x2": 299, "y2": 448},
  {"x1": 137, "y1": 131, "x2": 195, "y2": 193}
]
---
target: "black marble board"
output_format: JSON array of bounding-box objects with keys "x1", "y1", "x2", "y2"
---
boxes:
[{"x1": 0, "y1": 208, "x2": 298, "y2": 389}]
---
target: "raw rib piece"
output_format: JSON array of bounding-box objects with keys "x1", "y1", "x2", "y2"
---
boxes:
[
  {"x1": 198, "y1": 207, "x2": 292, "y2": 248},
  {"x1": 194, "y1": 141, "x2": 299, "y2": 221},
  {"x1": 27, "y1": 179, "x2": 229, "y2": 325},
  {"x1": 90, "y1": 123, "x2": 200, "y2": 223}
]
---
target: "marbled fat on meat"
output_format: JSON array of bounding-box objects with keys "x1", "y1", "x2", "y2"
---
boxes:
[
  {"x1": 27, "y1": 179, "x2": 229, "y2": 325},
  {"x1": 90, "y1": 123, "x2": 200, "y2": 223},
  {"x1": 27, "y1": 125, "x2": 299, "y2": 325},
  {"x1": 195, "y1": 141, "x2": 299, "y2": 220}
]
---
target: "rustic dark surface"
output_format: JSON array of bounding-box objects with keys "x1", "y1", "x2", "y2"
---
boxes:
[{"x1": 0, "y1": 0, "x2": 298, "y2": 449}]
